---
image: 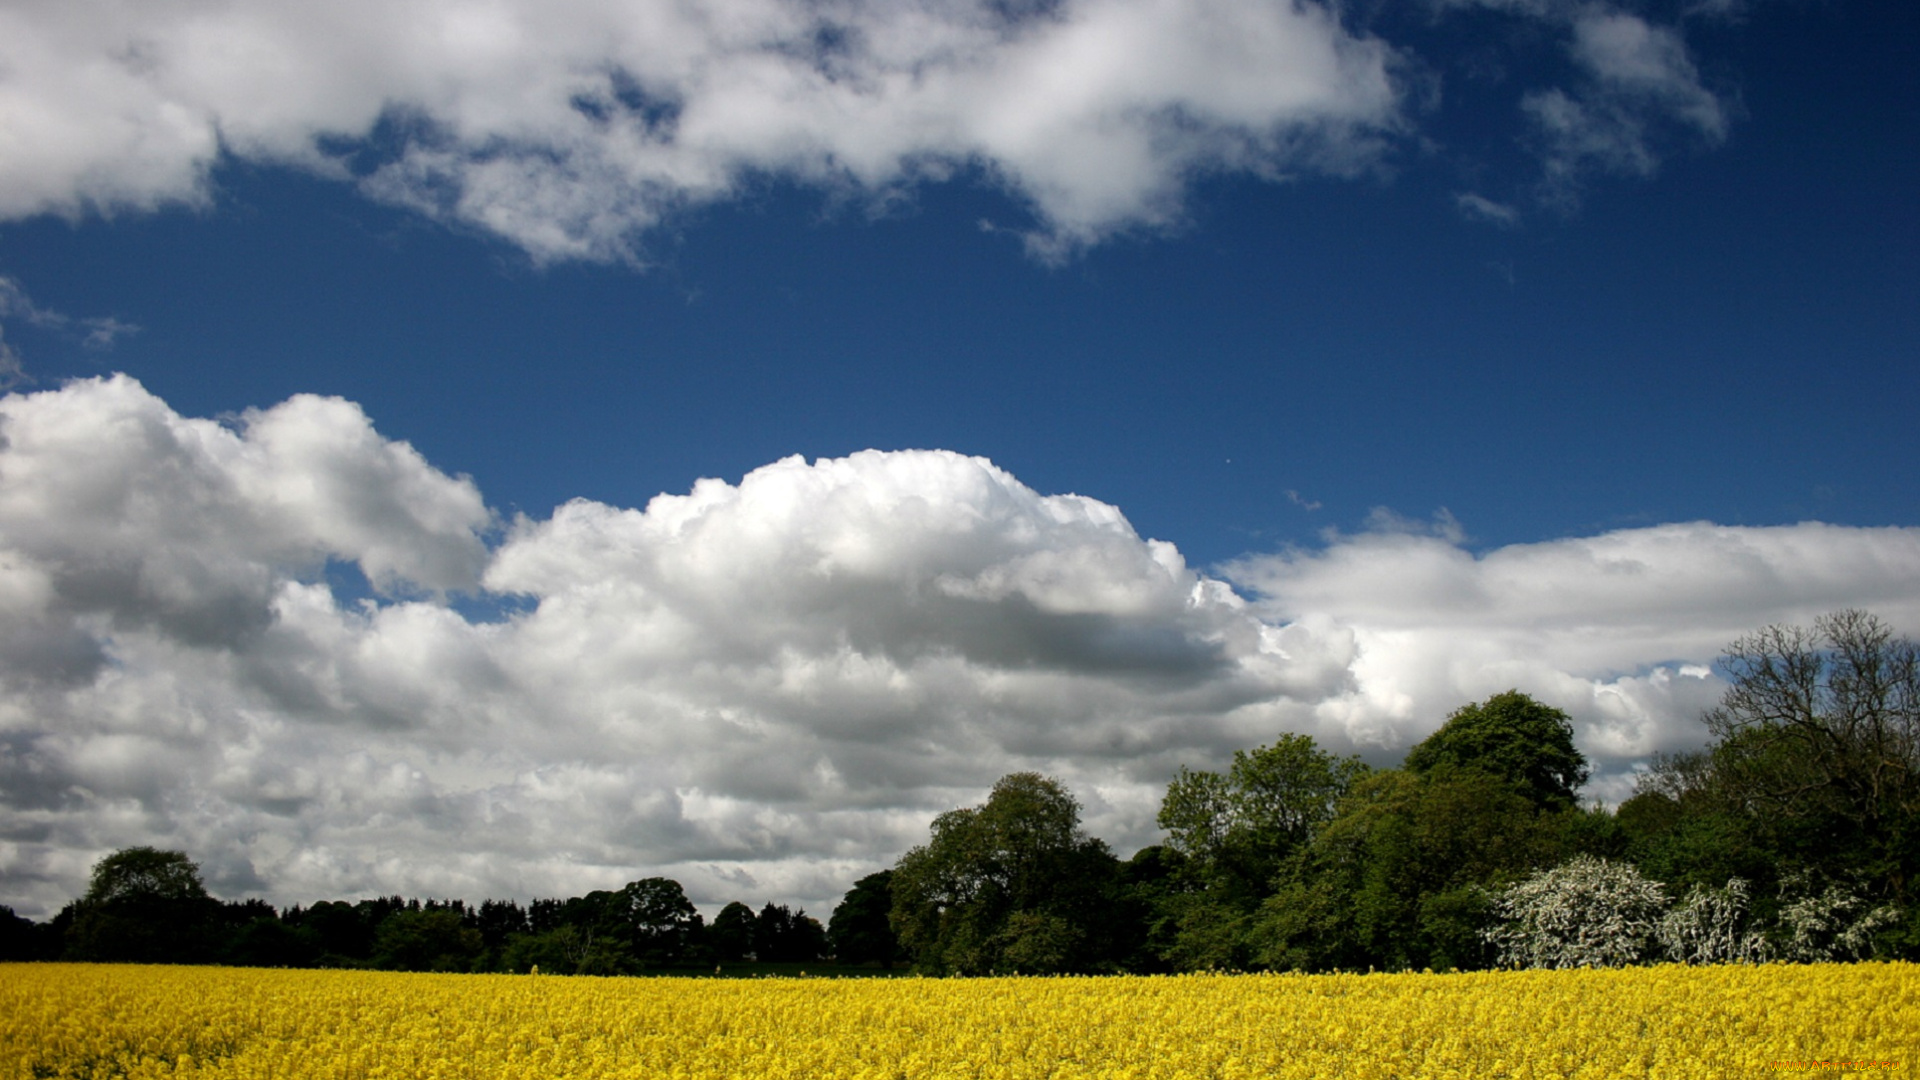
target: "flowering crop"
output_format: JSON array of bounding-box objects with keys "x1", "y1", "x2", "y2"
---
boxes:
[{"x1": 4, "y1": 961, "x2": 1914, "y2": 1079}]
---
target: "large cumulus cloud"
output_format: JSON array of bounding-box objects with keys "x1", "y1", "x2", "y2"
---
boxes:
[
  {"x1": 5, "y1": 376, "x2": 1917, "y2": 919},
  {"x1": 0, "y1": 0, "x2": 1730, "y2": 259}
]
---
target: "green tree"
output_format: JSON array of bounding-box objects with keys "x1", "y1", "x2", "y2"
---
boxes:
[
  {"x1": 617, "y1": 877, "x2": 706, "y2": 966},
  {"x1": 282, "y1": 900, "x2": 375, "y2": 964},
  {"x1": 222, "y1": 916, "x2": 320, "y2": 968},
  {"x1": 371, "y1": 908, "x2": 484, "y2": 972},
  {"x1": 753, "y1": 903, "x2": 827, "y2": 963},
  {"x1": 1152, "y1": 734, "x2": 1366, "y2": 970},
  {"x1": 1249, "y1": 767, "x2": 1567, "y2": 972},
  {"x1": 65, "y1": 847, "x2": 221, "y2": 963},
  {"x1": 1405, "y1": 691, "x2": 1589, "y2": 810},
  {"x1": 828, "y1": 871, "x2": 903, "y2": 967},
  {"x1": 500, "y1": 924, "x2": 633, "y2": 975},
  {"x1": 1158, "y1": 733, "x2": 1368, "y2": 903},
  {"x1": 890, "y1": 772, "x2": 1120, "y2": 974},
  {"x1": 709, "y1": 901, "x2": 758, "y2": 963}
]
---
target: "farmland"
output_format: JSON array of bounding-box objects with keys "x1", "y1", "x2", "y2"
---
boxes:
[{"x1": 5, "y1": 961, "x2": 1913, "y2": 1079}]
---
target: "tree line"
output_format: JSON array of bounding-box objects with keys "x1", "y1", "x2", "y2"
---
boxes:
[
  {"x1": 5, "y1": 610, "x2": 1915, "y2": 974},
  {"x1": 0, "y1": 854, "x2": 841, "y2": 974}
]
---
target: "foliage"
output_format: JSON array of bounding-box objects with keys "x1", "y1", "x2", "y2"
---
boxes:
[
  {"x1": 65, "y1": 847, "x2": 222, "y2": 964},
  {"x1": 1158, "y1": 734, "x2": 1368, "y2": 905},
  {"x1": 709, "y1": 901, "x2": 757, "y2": 963},
  {"x1": 753, "y1": 903, "x2": 827, "y2": 963},
  {"x1": 0, "y1": 905, "x2": 51, "y2": 962},
  {"x1": 1656, "y1": 878, "x2": 1768, "y2": 966},
  {"x1": 500, "y1": 924, "x2": 634, "y2": 975},
  {"x1": 1485, "y1": 855, "x2": 1668, "y2": 969},
  {"x1": 371, "y1": 909, "x2": 485, "y2": 972},
  {"x1": 1254, "y1": 768, "x2": 1566, "y2": 973},
  {"x1": 827, "y1": 871, "x2": 901, "y2": 967},
  {"x1": 1699, "y1": 610, "x2": 1920, "y2": 901},
  {"x1": 1773, "y1": 873, "x2": 1901, "y2": 963},
  {"x1": 890, "y1": 772, "x2": 1120, "y2": 974},
  {"x1": 1405, "y1": 691, "x2": 1589, "y2": 810},
  {"x1": 82, "y1": 848, "x2": 211, "y2": 905}
]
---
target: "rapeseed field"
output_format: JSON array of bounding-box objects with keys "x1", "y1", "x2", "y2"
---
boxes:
[{"x1": 4, "y1": 961, "x2": 1913, "y2": 1078}]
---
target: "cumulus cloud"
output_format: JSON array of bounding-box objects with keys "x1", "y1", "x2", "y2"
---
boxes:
[
  {"x1": 5, "y1": 377, "x2": 1917, "y2": 918},
  {"x1": 1222, "y1": 521, "x2": 1920, "y2": 797},
  {"x1": 0, "y1": 0, "x2": 1753, "y2": 258},
  {"x1": 0, "y1": 0, "x2": 1400, "y2": 261}
]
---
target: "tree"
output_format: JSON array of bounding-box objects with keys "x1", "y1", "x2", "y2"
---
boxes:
[
  {"x1": 82, "y1": 847, "x2": 209, "y2": 905},
  {"x1": 1405, "y1": 691, "x2": 1589, "y2": 809},
  {"x1": 754, "y1": 903, "x2": 827, "y2": 963},
  {"x1": 1657, "y1": 878, "x2": 1768, "y2": 966},
  {"x1": 828, "y1": 871, "x2": 903, "y2": 967},
  {"x1": 1158, "y1": 733, "x2": 1367, "y2": 903},
  {"x1": 282, "y1": 900, "x2": 374, "y2": 963},
  {"x1": 1703, "y1": 611, "x2": 1919, "y2": 890},
  {"x1": 371, "y1": 908, "x2": 484, "y2": 972},
  {"x1": 65, "y1": 847, "x2": 221, "y2": 963},
  {"x1": 1250, "y1": 767, "x2": 1567, "y2": 973},
  {"x1": 222, "y1": 915, "x2": 320, "y2": 968},
  {"x1": 475, "y1": 899, "x2": 530, "y2": 956},
  {"x1": 501, "y1": 924, "x2": 633, "y2": 975},
  {"x1": 617, "y1": 878, "x2": 705, "y2": 966},
  {"x1": 709, "y1": 901, "x2": 758, "y2": 963},
  {"x1": 1772, "y1": 872, "x2": 1900, "y2": 963},
  {"x1": 0, "y1": 905, "x2": 48, "y2": 961},
  {"x1": 890, "y1": 772, "x2": 1120, "y2": 974},
  {"x1": 1484, "y1": 855, "x2": 1668, "y2": 969}
]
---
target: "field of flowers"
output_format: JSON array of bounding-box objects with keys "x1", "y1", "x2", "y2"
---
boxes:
[{"x1": 4, "y1": 961, "x2": 1913, "y2": 1079}]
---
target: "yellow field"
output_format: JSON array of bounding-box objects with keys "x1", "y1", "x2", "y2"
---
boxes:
[{"x1": 3, "y1": 962, "x2": 1914, "y2": 1079}]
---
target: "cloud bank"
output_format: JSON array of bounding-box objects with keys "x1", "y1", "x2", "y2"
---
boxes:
[
  {"x1": 3, "y1": 376, "x2": 1917, "y2": 917},
  {"x1": 0, "y1": 0, "x2": 1728, "y2": 259}
]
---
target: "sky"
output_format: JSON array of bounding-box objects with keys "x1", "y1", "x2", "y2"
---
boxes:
[{"x1": 0, "y1": 0, "x2": 1915, "y2": 920}]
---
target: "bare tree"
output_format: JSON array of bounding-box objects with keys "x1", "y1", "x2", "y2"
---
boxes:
[{"x1": 1706, "y1": 609, "x2": 1920, "y2": 833}]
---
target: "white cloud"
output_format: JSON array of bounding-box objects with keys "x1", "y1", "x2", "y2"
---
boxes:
[
  {"x1": 1522, "y1": 7, "x2": 1728, "y2": 202},
  {"x1": 0, "y1": 0, "x2": 1399, "y2": 261},
  {"x1": 0, "y1": 0, "x2": 1765, "y2": 255},
  {"x1": 1222, "y1": 519, "x2": 1920, "y2": 766},
  {"x1": 5, "y1": 377, "x2": 1918, "y2": 919}
]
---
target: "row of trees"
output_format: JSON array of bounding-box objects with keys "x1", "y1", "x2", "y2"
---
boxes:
[
  {"x1": 7, "y1": 610, "x2": 1913, "y2": 975},
  {"x1": 876, "y1": 610, "x2": 1917, "y2": 973},
  {"x1": 0, "y1": 853, "x2": 835, "y2": 974}
]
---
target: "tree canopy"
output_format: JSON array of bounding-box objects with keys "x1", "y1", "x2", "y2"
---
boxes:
[
  {"x1": 83, "y1": 847, "x2": 211, "y2": 906},
  {"x1": 1405, "y1": 690, "x2": 1589, "y2": 809},
  {"x1": 889, "y1": 772, "x2": 1121, "y2": 974}
]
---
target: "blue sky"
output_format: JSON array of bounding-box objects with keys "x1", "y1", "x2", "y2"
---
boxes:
[{"x1": 0, "y1": 0, "x2": 1915, "y2": 916}]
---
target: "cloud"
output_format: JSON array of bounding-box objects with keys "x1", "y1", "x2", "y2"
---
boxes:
[
  {"x1": 1523, "y1": 8, "x2": 1728, "y2": 203},
  {"x1": 5, "y1": 377, "x2": 1917, "y2": 918},
  {"x1": 1222, "y1": 520, "x2": 1920, "y2": 796},
  {"x1": 1454, "y1": 192, "x2": 1520, "y2": 226},
  {"x1": 0, "y1": 276, "x2": 141, "y2": 386},
  {"x1": 0, "y1": 0, "x2": 1399, "y2": 262}
]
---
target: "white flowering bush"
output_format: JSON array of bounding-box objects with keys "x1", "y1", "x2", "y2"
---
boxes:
[
  {"x1": 1657, "y1": 879, "x2": 1769, "y2": 965},
  {"x1": 1774, "y1": 873, "x2": 1899, "y2": 962},
  {"x1": 1485, "y1": 855, "x2": 1668, "y2": 969}
]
